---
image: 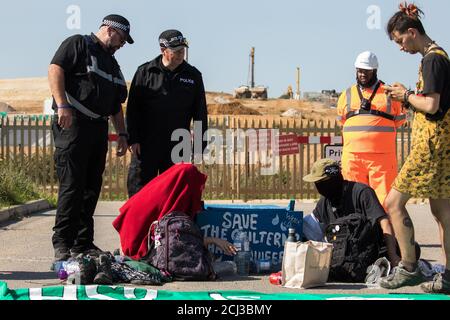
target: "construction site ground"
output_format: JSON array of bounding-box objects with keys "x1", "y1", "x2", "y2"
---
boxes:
[{"x1": 0, "y1": 78, "x2": 338, "y2": 123}]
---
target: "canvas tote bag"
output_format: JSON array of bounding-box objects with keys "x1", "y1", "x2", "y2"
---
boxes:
[{"x1": 281, "y1": 240, "x2": 333, "y2": 289}]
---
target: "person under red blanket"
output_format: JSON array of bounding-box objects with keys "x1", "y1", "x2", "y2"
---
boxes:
[{"x1": 112, "y1": 163, "x2": 236, "y2": 260}]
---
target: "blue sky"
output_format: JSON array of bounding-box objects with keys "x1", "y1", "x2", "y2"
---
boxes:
[{"x1": 0, "y1": 0, "x2": 449, "y2": 97}]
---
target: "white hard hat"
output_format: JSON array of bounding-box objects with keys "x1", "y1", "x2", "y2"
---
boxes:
[{"x1": 354, "y1": 51, "x2": 379, "y2": 70}]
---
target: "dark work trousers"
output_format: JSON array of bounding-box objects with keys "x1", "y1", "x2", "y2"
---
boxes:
[
  {"x1": 51, "y1": 114, "x2": 108, "y2": 252},
  {"x1": 127, "y1": 144, "x2": 174, "y2": 198}
]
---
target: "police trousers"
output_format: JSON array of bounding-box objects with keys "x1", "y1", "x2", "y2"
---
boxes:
[
  {"x1": 126, "y1": 146, "x2": 174, "y2": 198},
  {"x1": 51, "y1": 115, "x2": 108, "y2": 251}
]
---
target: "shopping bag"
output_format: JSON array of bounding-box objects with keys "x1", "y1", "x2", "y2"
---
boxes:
[{"x1": 281, "y1": 240, "x2": 333, "y2": 289}]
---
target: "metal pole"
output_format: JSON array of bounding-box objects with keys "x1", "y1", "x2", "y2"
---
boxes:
[
  {"x1": 296, "y1": 67, "x2": 301, "y2": 99},
  {"x1": 250, "y1": 47, "x2": 255, "y2": 88}
]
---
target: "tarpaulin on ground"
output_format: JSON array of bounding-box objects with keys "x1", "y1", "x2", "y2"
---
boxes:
[{"x1": 1, "y1": 281, "x2": 449, "y2": 300}]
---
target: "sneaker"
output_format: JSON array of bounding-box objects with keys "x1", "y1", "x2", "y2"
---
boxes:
[
  {"x1": 365, "y1": 257, "x2": 391, "y2": 285},
  {"x1": 420, "y1": 273, "x2": 450, "y2": 294},
  {"x1": 379, "y1": 261, "x2": 426, "y2": 289},
  {"x1": 93, "y1": 254, "x2": 113, "y2": 285},
  {"x1": 50, "y1": 247, "x2": 71, "y2": 271}
]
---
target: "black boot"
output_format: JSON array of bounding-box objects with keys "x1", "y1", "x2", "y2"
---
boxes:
[{"x1": 93, "y1": 253, "x2": 114, "y2": 285}]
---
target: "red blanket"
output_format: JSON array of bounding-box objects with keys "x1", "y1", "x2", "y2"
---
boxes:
[{"x1": 112, "y1": 163, "x2": 207, "y2": 260}]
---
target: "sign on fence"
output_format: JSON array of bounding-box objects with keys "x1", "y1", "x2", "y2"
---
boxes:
[
  {"x1": 278, "y1": 134, "x2": 299, "y2": 156},
  {"x1": 324, "y1": 144, "x2": 343, "y2": 164},
  {"x1": 196, "y1": 201, "x2": 303, "y2": 271}
]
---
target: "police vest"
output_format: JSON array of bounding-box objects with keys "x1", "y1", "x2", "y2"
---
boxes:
[
  {"x1": 67, "y1": 35, "x2": 127, "y2": 118},
  {"x1": 337, "y1": 81, "x2": 406, "y2": 153}
]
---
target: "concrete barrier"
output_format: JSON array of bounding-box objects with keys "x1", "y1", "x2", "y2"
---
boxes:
[{"x1": 0, "y1": 199, "x2": 52, "y2": 223}]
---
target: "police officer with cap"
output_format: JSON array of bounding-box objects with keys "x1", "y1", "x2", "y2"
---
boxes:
[
  {"x1": 125, "y1": 29, "x2": 208, "y2": 197},
  {"x1": 48, "y1": 14, "x2": 133, "y2": 267}
]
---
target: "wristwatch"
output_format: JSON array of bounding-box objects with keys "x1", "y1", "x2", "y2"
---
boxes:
[{"x1": 403, "y1": 90, "x2": 414, "y2": 109}]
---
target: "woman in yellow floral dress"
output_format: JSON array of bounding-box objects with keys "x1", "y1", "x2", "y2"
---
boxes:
[{"x1": 380, "y1": 3, "x2": 450, "y2": 293}]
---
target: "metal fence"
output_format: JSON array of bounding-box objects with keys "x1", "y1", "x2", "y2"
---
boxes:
[{"x1": 0, "y1": 115, "x2": 412, "y2": 200}]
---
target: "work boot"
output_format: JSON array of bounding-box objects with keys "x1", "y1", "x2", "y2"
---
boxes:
[
  {"x1": 93, "y1": 254, "x2": 114, "y2": 285},
  {"x1": 420, "y1": 273, "x2": 450, "y2": 294},
  {"x1": 50, "y1": 247, "x2": 71, "y2": 271},
  {"x1": 379, "y1": 262, "x2": 425, "y2": 289},
  {"x1": 71, "y1": 244, "x2": 105, "y2": 258}
]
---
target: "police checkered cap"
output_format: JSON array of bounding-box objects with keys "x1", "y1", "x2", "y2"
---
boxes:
[
  {"x1": 303, "y1": 158, "x2": 340, "y2": 183},
  {"x1": 159, "y1": 29, "x2": 189, "y2": 49},
  {"x1": 101, "y1": 14, "x2": 134, "y2": 44}
]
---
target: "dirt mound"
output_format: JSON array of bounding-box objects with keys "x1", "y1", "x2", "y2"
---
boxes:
[
  {"x1": 0, "y1": 102, "x2": 16, "y2": 112},
  {"x1": 281, "y1": 108, "x2": 303, "y2": 118},
  {"x1": 208, "y1": 102, "x2": 262, "y2": 115}
]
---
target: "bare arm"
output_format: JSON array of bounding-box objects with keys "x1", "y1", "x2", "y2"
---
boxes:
[
  {"x1": 48, "y1": 64, "x2": 73, "y2": 129},
  {"x1": 383, "y1": 83, "x2": 440, "y2": 114}
]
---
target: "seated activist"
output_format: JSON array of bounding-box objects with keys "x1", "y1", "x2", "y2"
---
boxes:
[
  {"x1": 302, "y1": 158, "x2": 420, "y2": 283},
  {"x1": 112, "y1": 163, "x2": 236, "y2": 262}
]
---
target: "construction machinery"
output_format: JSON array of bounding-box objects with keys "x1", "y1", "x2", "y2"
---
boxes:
[{"x1": 234, "y1": 47, "x2": 268, "y2": 100}]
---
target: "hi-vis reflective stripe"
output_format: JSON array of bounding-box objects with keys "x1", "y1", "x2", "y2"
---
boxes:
[
  {"x1": 66, "y1": 92, "x2": 107, "y2": 120},
  {"x1": 346, "y1": 88, "x2": 352, "y2": 113},
  {"x1": 394, "y1": 114, "x2": 406, "y2": 121},
  {"x1": 87, "y1": 56, "x2": 126, "y2": 86},
  {"x1": 386, "y1": 95, "x2": 392, "y2": 114},
  {"x1": 343, "y1": 126, "x2": 395, "y2": 132}
]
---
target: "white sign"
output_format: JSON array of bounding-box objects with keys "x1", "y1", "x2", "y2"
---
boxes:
[{"x1": 324, "y1": 144, "x2": 343, "y2": 164}]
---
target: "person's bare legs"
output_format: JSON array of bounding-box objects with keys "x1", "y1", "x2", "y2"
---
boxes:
[
  {"x1": 384, "y1": 189, "x2": 417, "y2": 269},
  {"x1": 420, "y1": 199, "x2": 450, "y2": 293},
  {"x1": 429, "y1": 199, "x2": 450, "y2": 270},
  {"x1": 380, "y1": 188, "x2": 425, "y2": 289},
  {"x1": 432, "y1": 215, "x2": 446, "y2": 265}
]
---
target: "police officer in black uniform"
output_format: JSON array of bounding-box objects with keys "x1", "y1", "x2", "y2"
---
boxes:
[
  {"x1": 126, "y1": 29, "x2": 208, "y2": 197},
  {"x1": 48, "y1": 14, "x2": 133, "y2": 263}
]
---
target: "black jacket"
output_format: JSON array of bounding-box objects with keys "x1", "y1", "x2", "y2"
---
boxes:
[{"x1": 126, "y1": 55, "x2": 208, "y2": 150}]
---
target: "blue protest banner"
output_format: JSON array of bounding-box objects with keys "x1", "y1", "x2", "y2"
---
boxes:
[{"x1": 195, "y1": 200, "x2": 303, "y2": 271}]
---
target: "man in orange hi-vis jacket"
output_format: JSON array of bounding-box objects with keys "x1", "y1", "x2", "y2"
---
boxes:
[{"x1": 337, "y1": 51, "x2": 407, "y2": 208}]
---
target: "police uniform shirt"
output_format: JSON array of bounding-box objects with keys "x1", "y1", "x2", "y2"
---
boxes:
[{"x1": 50, "y1": 33, "x2": 125, "y2": 116}]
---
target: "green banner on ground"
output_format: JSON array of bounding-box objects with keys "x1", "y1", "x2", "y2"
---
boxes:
[{"x1": 1, "y1": 281, "x2": 448, "y2": 300}]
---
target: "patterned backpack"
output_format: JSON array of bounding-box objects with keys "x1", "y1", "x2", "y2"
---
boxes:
[{"x1": 146, "y1": 211, "x2": 216, "y2": 281}]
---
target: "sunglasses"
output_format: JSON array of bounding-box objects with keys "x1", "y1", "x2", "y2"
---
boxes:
[
  {"x1": 323, "y1": 164, "x2": 341, "y2": 177},
  {"x1": 112, "y1": 28, "x2": 126, "y2": 45}
]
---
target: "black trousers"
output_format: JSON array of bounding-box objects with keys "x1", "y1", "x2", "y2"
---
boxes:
[
  {"x1": 126, "y1": 144, "x2": 175, "y2": 198},
  {"x1": 52, "y1": 115, "x2": 108, "y2": 252}
]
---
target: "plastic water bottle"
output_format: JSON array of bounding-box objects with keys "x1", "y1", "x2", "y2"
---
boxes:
[
  {"x1": 234, "y1": 230, "x2": 251, "y2": 276},
  {"x1": 64, "y1": 261, "x2": 81, "y2": 284},
  {"x1": 54, "y1": 261, "x2": 69, "y2": 280},
  {"x1": 213, "y1": 261, "x2": 237, "y2": 276}
]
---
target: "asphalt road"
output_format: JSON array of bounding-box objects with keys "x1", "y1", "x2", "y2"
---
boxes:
[{"x1": 0, "y1": 200, "x2": 444, "y2": 295}]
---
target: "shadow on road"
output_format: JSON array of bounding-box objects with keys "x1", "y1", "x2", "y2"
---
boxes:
[{"x1": 0, "y1": 271, "x2": 55, "y2": 281}]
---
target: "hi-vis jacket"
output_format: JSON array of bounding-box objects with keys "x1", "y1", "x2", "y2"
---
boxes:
[{"x1": 337, "y1": 81, "x2": 406, "y2": 153}]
